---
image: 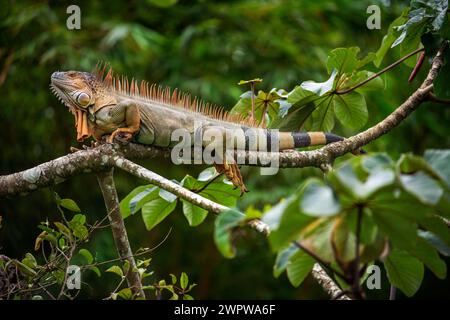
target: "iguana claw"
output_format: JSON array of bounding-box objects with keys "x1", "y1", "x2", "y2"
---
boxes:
[{"x1": 214, "y1": 162, "x2": 248, "y2": 196}]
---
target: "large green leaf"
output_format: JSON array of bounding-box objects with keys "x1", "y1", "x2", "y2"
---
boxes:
[
  {"x1": 408, "y1": 237, "x2": 447, "y2": 279},
  {"x1": 326, "y1": 47, "x2": 374, "y2": 75},
  {"x1": 273, "y1": 243, "x2": 299, "y2": 278},
  {"x1": 419, "y1": 230, "x2": 450, "y2": 256},
  {"x1": 384, "y1": 249, "x2": 424, "y2": 297},
  {"x1": 199, "y1": 181, "x2": 240, "y2": 208},
  {"x1": 141, "y1": 197, "x2": 177, "y2": 231},
  {"x1": 300, "y1": 180, "x2": 341, "y2": 217},
  {"x1": 424, "y1": 149, "x2": 450, "y2": 189},
  {"x1": 400, "y1": 171, "x2": 443, "y2": 205},
  {"x1": 120, "y1": 184, "x2": 157, "y2": 219},
  {"x1": 270, "y1": 86, "x2": 318, "y2": 131},
  {"x1": 372, "y1": 209, "x2": 418, "y2": 250},
  {"x1": 300, "y1": 218, "x2": 336, "y2": 263},
  {"x1": 214, "y1": 209, "x2": 245, "y2": 258},
  {"x1": 286, "y1": 250, "x2": 315, "y2": 287},
  {"x1": 311, "y1": 95, "x2": 335, "y2": 131},
  {"x1": 264, "y1": 195, "x2": 313, "y2": 251},
  {"x1": 333, "y1": 92, "x2": 368, "y2": 129},
  {"x1": 331, "y1": 216, "x2": 357, "y2": 263},
  {"x1": 374, "y1": 9, "x2": 409, "y2": 67},
  {"x1": 334, "y1": 165, "x2": 395, "y2": 199},
  {"x1": 182, "y1": 199, "x2": 208, "y2": 227}
]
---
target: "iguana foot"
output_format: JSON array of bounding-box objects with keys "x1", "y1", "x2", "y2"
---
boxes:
[
  {"x1": 107, "y1": 129, "x2": 134, "y2": 144},
  {"x1": 81, "y1": 140, "x2": 101, "y2": 150},
  {"x1": 214, "y1": 162, "x2": 248, "y2": 195},
  {"x1": 70, "y1": 147, "x2": 81, "y2": 153}
]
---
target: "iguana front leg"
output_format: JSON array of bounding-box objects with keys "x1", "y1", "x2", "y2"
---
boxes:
[{"x1": 106, "y1": 102, "x2": 141, "y2": 143}]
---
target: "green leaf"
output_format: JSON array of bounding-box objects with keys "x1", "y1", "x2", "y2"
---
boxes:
[
  {"x1": 106, "y1": 265, "x2": 123, "y2": 278},
  {"x1": 408, "y1": 237, "x2": 447, "y2": 279},
  {"x1": 286, "y1": 250, "x2": 315, "y2": 287},
  {"x1": 88, "y1": 266, "x2": 101, "y2": 277},
  {"x1": 384, "y1": 249, "x2": 424, "y2": 297},
  {"x1": 300, "y1": 218, "x2": 336, "y2": 263},
  {"x1": 374, "y1": 9, "x2": 409, "y2": 67},
  {"x1": 54, "y1": 222, "x2": 71, "y2": 237},
  {"x1": 59, "y1": 199, "x2": 81, "y2": 212},
  {"x1": 120, "y1": 185, "x2": 157, "y2": 219},
  {"x1": 68, "y1": 214, "x2": 88, "y2": 239},
  {"x1": 158, "y1": 189, "x2": 177, "y2": 203},
  {"x1": 400, "y1": 172, "x2": 443, "y2": 205},
  {"x1": 334, "y1": 165, "x2": 395, "y2": 199},
  {"x1": 333, "y1": 92, "x2": 368, "y2": 129},
  {"x1": 170, "y1": 273, "x2": 177, "y2": 284},
  {"x1": 345, "y1": 71, "x2": 384, "y2": 93},
  {"x1": 214, "y1": 209, "x2": 245, "y2": 258},
  {"x1": 180, "y1": 272, "x2": 188, "y2": 290},
  {"x1": 326, "y1": 47, "x2": 374, "y2": 75},
  {"x1": 424, "y1": 149, "x2": 450, "y2": 189},
  {"x1": 311, "y1": 95, "x2": 335, "y2": 131},
  {"x1": 273, "y1": 243, "x2": 299, "y2": 278},
  {"x1": 183, "y1": 294, "x2": 194, "y2": 300},
  {"x1": 197, "y1": 167, "x2": 218, "y2": 181},
  {"x1": 22, "y1": 253, "x2": 37, "y2": 269},
  {"x1": 331, "y1": 216, "x2": 357, "y2": 263},
  {"x1": 300, "y1": 180, "x2": 341, "y2": 217},
  {"x1": 199, "y1": 182, "x2": 240, "y2": 208},
  {"x1": 78, "y1": 249, "x2": 94, "y2": 264},
  {"x1": 269, "y1": 86, "x2": 317, "y2": 131},
  {"x1": 419, "y1": 230, "x2": 450, "y2": 256},
  {"x1": 300, "y1": 69, "x2": 337, "y2": 96},
  {"x1": 117, "y1": 288, "x2": 133, "y2": 300},
  {"x1": 362, "y1": 153, "x2": 394, "y2": 172},
  {"x1": 182, "y1": 199, "x2": 208, "y2": 226},
  {"x1": 265, "y1": 195, "x2": 313, "y2": 251},
  {"x1": 372, "y1": 209, "x2": 418, "y2": 250},
  {"x1": 141, "y1": 197, "x2": 177, "y2": 231}
]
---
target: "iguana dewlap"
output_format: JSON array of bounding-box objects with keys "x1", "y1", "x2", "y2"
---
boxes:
[{"x1": 50, "y1": 67, "x2": 355, "y2": 194}]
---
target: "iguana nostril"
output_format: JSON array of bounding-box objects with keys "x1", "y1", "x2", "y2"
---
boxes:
[{"x1": 51, "y1": 72, "x2": 62, "y2": 80}]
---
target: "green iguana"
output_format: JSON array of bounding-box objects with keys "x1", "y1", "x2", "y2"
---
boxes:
[{"x1": 50, "y1": 66, "x2": 362, "y2": 193}]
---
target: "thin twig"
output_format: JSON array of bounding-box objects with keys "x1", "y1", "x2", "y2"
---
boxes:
[{"x1": 428, "y1": 92, "x2": 450, "y2": 105}]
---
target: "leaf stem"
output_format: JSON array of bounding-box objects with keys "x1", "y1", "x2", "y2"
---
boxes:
[{"x1": 335, "y1": 47, "x2": 425, "y2": 95}]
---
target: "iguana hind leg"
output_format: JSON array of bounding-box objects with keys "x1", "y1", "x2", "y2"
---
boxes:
[
  {"x1": 214, "y1": 162, "x2": 248, "y2": 195},
  {"x1": 202, "y1": 125, "x2": 248, "y2": 195}
]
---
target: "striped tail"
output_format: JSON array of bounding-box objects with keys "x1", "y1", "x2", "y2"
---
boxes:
[
  {"x1": 239, "y1": 127, "x2": 365, "y2": 154},
  {"x1": 278, "y1": 131, "x2": 344, "y2": 150}
]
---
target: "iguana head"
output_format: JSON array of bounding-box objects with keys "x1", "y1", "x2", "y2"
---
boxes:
[
  {"x1": 51, "y1": 70, "x2": 116, "y2": 141},
  {"x1": 50, "y1": 71, "x2": 116, "y2": 111}
]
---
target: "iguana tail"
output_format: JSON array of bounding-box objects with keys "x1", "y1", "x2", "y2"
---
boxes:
[{"x1": 239, "y1": 128, "x2": 365, "y2": 154}]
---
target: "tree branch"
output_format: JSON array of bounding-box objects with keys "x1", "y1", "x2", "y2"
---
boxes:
[{"x1": 96, "y1": 168, "x2": 145, "y2": 299}]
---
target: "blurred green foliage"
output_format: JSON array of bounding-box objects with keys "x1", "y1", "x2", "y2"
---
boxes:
[{"x1": 0, "y1": 0, "x2": 449, "y2": 299}]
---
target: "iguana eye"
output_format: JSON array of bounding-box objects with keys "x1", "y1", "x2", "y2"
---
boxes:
[{"x1": 77, "y1": 92, "x2": 90, "y2": 106}]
